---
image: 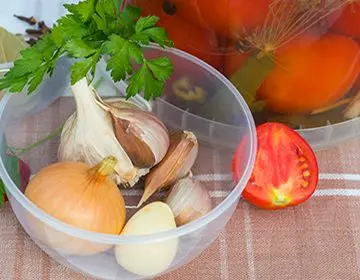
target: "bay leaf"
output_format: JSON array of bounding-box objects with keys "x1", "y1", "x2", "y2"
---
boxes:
[
  {"x1": 0, "y1": 27, "x2": 28, "y2": 64},
  {"x1": 0, "y1": 27, "x2": 29, "y2": 98}
]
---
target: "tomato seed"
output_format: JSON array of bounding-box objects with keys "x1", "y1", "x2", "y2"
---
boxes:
[
  {"x1": 303, "y1": 171, "x2": 310, "y2": 177},
  {"x1": 300, "y1": 163, "x2": 309, "y2": 169},
  {"x1": 299, "y1": 157, "x2": 306, "y2": 163},
  {"x1": 301, "y1": 181, "x2": 309, "y2": 188}
]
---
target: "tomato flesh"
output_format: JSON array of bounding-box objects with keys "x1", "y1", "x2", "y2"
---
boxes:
[{"x1": 233, "y1": 122, "x2": 318, "y2": 210}]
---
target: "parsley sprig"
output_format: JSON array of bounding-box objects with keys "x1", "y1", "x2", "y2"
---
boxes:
[{"x1": 0, "y1": 0, "x2": 174, "y2": 100}]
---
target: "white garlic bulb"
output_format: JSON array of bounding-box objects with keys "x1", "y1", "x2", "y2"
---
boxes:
[{"x1": 58, "y1": 78, "x2": 169, "y2": 187}]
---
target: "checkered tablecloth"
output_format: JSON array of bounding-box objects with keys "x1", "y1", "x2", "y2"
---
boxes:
[{"x1": 1, "y1": 95, "x2": 360, "y2": 280}]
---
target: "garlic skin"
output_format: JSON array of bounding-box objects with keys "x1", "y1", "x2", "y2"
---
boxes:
[
  {"x1": 58, "y1": 78, "x2": 147, "y2": 186},
  {"x1": 166, "y1": 177, "x2": 212, "y2": 226},
  {"x1": 109, "y1": 106, "x2": 170, "y2": 168},
  {"x1": 138, "y1": 130, "x2": 199, "y2": 207}
]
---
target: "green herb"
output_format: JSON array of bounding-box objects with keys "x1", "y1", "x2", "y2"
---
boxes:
[{"x1": 0, "y1": 0, "x2": 174, "y2": 100}]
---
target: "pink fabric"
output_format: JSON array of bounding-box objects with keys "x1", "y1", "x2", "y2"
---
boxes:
[{"x1": 1, "y1": 97, "x2": 360, "y2": 279}]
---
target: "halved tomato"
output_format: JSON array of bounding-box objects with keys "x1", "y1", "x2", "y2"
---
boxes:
[{"x1": 232, "y1": 122, "x2": 319, "y2": 210}]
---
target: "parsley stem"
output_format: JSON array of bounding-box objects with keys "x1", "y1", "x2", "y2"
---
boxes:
[{"x1": 8, "y1": 123, "x2": 64, "y2": 156}]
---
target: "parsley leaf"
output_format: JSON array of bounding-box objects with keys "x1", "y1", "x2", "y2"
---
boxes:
[
  {"x1": 146, "y1": 57, "x2": 173, "y2": 81},
  {"x1": 121, "y1": 5, "x2": 141, "y2": 24},
  {"x1": 135, "y1": 16, "x2": 160, "y2": 33},
  {"x1": 64, "y1": 0, "x2": 96, "y2": 23},
  {"x1": 0, "y1": 0, "x2": 174, "y2": 100},
  {"x1": 65, "y1": 39, "x2": 96, "y2": 58},
  {"x1": 126, "y1": 58, "x2": 173, "y2": 100},
  {"x1": 114, "y1": 0, "x2": 123, "y2": 11},
  {"x1": 71, "y1": 50, "x2": 101, "y2": 84},
  {"x1": 0, "y1": 34, "x2": 60, "y2": 94},
  {"x1": 131, "y1": 23, "x2": 173, "y2": 47}
]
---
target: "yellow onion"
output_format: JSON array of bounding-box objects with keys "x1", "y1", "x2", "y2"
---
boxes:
[{"x1": 24, "y1": 156, "x2": 126, "y2": 255}]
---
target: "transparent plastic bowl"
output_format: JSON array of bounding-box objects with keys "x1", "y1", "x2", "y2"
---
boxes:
[{"x1": 0, "y1": 43, "x2": 256, "y2": 279}]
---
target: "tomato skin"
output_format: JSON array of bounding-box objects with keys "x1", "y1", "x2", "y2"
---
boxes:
[
  {"x1": 257, "y1": 33, "x2": 360, "y2": 113},
  {"x1": 233, "y1": 122, "x2": 319, "y2": 210},
  {"x1": 130, "y1": 0, "x2": 222, "y2": 71},
  {"x1": 330, "y1": 2, "x2": 360, "y2": 39},
  {"x1": 173, "y1": 0, "x2": 271, "y2": 39}
]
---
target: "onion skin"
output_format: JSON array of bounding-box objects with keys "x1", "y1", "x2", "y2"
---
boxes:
[{"x1": 24, "y1": 156, "x2": 126, "y2": 255}]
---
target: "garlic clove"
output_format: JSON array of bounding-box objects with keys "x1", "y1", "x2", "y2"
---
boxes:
[
  {"x1": 110, "y1": 112, "x2": 156, "y2": 168},
  {"x1": 137, "y1": 130, "x2": 199, "y2": 207},
  {"x1": 165, "y1": 176, "x2": 212, "y2": 226},
  {"x1": 115, "y1": 202, "x2": 178, "y2": 277},
  {"x1": 109, "y1": 107, "x2": 170, "y2": 168}
]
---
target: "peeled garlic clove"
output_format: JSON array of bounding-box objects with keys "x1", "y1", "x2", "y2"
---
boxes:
[
  {"x1": 58, "y1": 78, "x2": 145, "y2": 187},
  {"x1": 165, "y1": 176, "x2": 212, "y2": 226},
  {"x1": 115, "y1": 202, "x2": 178, "y2": 277},
  {"x1": 138, "y1": 130, "x2": 199, "y2": 207},
  {"x1": 110, "y1": 107, "x2": 170, "y2": 168}
]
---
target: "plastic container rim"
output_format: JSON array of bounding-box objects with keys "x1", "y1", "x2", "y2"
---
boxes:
[{"x1": 0, "y1": 45, "x2": 257, "y2": 245}]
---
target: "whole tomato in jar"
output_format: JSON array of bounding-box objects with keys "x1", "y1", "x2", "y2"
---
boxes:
[
  {"x1": 257, "y1": 33, "x2": 360, "y2": 113},
  {"x1": 130, "y1": 0, "x2": 223, "y2": 71},
  {"x1": 224, "y1": 32, "x2": 360, "y2": 114},
  {"x1": 330, "y1": 1, "x2": 360, "y2": 39},
  {"x1": 171, "y1": 0, "x2": 272, "y2": 39}
]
